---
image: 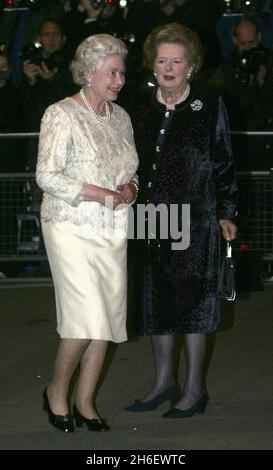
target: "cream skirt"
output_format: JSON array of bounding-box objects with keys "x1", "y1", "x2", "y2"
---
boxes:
[{"x1": 42, "y1": 220, "x2": 127, "y2": 342}]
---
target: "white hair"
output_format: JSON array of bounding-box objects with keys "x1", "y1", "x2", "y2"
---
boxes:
[{"x1": 70, "y1": 34, "x2": 128, "y2": 85}]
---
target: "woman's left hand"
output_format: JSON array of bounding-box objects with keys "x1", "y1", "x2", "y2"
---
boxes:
[
  {"x1": 117, "y1": 183, "x2": 136, "y2": 204},
  {"x1": 219, "y1": 219, "x2": 237, "y2": 241}
]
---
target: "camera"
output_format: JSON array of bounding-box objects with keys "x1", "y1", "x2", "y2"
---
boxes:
[
  {"x1": 91, "y1": 0, "x2": 105, "y2": 8},
  {"x1": 235, "y1": 47, "x2": 268, "y2": 85},
  {"x1": 91, "y1": 0, "x2": 118, "y2": 8},
  {"x1": 20, "y1": 43, "x2": 64, "y2": 70}
]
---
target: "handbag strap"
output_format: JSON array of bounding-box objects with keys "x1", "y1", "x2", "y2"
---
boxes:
[{"x1": 226, "y1": 241, "x2": 232, "y2": 258}]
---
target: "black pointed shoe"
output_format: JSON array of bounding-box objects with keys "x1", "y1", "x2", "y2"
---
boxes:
[
  {"x1": 73, "y1": 405, "x2": 110, "y2": 432},
  {"x1": 43, "y1": 388, "x2": 74, "y2": 432},
  {"x1": 125, "y1": 383, "x2": 181, "y2": 412},
  {"x1": 162, "y1": 392, "x2": 209, "y2": 418}
]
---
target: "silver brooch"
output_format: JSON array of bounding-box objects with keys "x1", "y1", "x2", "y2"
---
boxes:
[{"x1": 191, "y1": 99, "x2": 203, "y2": 111}]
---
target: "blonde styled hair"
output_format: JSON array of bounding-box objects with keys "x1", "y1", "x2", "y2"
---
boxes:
[
  {"x1": 143, "y1": 23, "x2": 203, "y2": 77},
  {"x1": 71, "y1": 34, "x2": 128, "y2": 85}
]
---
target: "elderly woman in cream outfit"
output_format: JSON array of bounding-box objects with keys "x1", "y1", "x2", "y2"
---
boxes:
[{"x1": 36, "y1": 34, "x2": 138, "y2": 432}]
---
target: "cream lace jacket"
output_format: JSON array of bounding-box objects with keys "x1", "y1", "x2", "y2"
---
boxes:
[{"x1": 36, "y1": 97, "x2": 139, "y2": 234}]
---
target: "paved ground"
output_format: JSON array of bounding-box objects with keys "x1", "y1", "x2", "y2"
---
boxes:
[{"x1": 0, "y1": 283, "x2": 272, "y2": 451}]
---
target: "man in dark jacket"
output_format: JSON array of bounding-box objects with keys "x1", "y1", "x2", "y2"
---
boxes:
[
  {"x1": 20, "y1": 19, "x2": 76, "y2": 170},
  {"x1": 223, "y1": 19, "x2": 273, "y2": 170}
]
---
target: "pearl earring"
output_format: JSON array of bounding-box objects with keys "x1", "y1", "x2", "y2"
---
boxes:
[
  {"x1": 153, "y1": 71, "x2": 157, "y2": 77},
  {"x1": 87, "y1": 81, "x2": 92, "y2": 87},
  {"x1": 187, "y1": 72, "x2": 192, "y2": 80}
]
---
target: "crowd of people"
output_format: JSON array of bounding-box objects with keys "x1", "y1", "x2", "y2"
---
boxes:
[{"x1": 0, "y1": 0, "x2": 273, "y2": 171}]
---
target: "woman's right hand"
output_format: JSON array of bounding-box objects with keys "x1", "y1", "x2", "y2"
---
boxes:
[
  {"x1": 219, "y1": 219, "x2": 237, "y2": 241},
  {"x1": 82, "y1": 183, "x2": 126, "y2": 209},
  {"x1": 102, "y1": 189, "x2": 127, "y2": 209}
]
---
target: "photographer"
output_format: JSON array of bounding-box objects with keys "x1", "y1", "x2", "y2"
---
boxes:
[
  {"x1": 222, "y1": 19, "x2": 273, "y2": 170},
  {"x1": 64, "y1": 1, "x2": 126, "y2": 55},
  {"x1": 20, "y1": 19, "x2": 76, "y2": 170},
  {"x1": 22, "y1": 18, "x2": 68, "y2": 86},
  {"x1": 0, "y1": 0, "x2": 65, "y2": 84}
]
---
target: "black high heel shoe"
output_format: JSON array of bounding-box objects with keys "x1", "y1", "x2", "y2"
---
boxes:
[
  {"x1": 125, "y1": 383, "x2": 181, "y2": 412},
  {"x1": 162, "y1": 392, "x2": 209, "y2": 418},
  {"x1": 73, "y1": 405, "x2": 110, "y2": 432},
  {"x1": 43, "y1": 388, "x2": 74, "y2": 432}
]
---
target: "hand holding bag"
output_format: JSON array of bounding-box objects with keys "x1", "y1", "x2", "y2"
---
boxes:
[{"x1": 218, "y1": 241, "x2": 236, "y2": 301}]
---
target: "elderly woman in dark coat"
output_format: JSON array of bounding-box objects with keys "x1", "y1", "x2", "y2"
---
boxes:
[{"x1": 125, "y1": 24, "x2": 237, "y2": 418}]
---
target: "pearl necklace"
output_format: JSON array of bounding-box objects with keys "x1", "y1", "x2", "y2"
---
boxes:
[{"x1": 80, "y1": 89, "x2": 111, "y2": 126}]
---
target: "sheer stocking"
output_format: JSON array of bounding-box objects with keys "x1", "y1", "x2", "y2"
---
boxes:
[
  {"x1": 175, "y1": 332, "x2": 206, "y2": 410},
  {"x1": 75, "y1": 339, "x2": 108, "y2": 419},
  {"x1": 142, "y1": 334, "x2": 176, "y2": 402},
  {"x1": 47, "y1": 338, "x2": 90, "y2": 415}
]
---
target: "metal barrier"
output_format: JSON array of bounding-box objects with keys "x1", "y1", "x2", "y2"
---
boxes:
[
  {"x1": 0, "y1": 173, "x2": 45, "y2": 261},
  {"x1": 235, "y1": 170, "x2": 273, "y2": 254},
  {"x1": 0, "y1": 171, "x2": 272, "y2": 254},
  {"x1": 0, "y1": 131, "x2": 273, "y2": 281}
]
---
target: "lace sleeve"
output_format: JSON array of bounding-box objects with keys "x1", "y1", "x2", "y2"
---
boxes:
[{"x1": 36, "y1": 103, "x2": 83, "y2": 206}]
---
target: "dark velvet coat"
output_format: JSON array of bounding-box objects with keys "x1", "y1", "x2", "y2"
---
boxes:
[{"x1": 126, "y1": 87, "x2": 237, "y2": 335}]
